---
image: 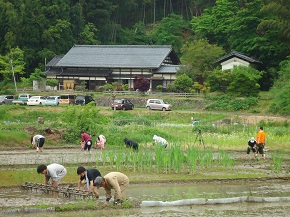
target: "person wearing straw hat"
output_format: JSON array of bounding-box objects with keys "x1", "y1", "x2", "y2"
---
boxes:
[
  {"x1": 93, "y1": 172, "x2": 129, "y2": 206},
  {"x1": 247, "y1": 137, "x2": 257, "y2": 158}
]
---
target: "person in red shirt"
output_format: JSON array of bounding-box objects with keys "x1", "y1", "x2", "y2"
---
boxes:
[
  {"x1": 256, "y1": 126, "x2": 266, "y2": 159},
  {"x1": 81, "y1": 130, "x2": 93, "y2": 154}
]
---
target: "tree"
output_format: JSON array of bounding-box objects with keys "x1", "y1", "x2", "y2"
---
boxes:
[
  {"x1": 0, "y1": 47, "x2": 25, "y2": 81},
  {"x1": 207, "y1": 68, "x2": 235, "y2": 93},
  {"x1": 180, "y1": 39, "x2": 225, "y2": 83},
  {"x1": 173, "y1": 74, "x2": 193, "y2": 92},
  {"x1": 150, "y1": 14, "x2": 190, "y2": 55},
  {"x1": 118, "y1": 22, "x2": 150, "y2": 45},
  {"x1": 46, "y1": 78, "x2": 59, "y2": 90},
  {"x1": 78, "y1": 23, "x2": 100, "y2": 45},
  {"x1": 191, "y1": 0, "x2": 290, "y2": 70},
  {"x1": 134, "y1": 75, "x2": 150, "y2": 92},
  {"x1": 269, "y1": 57, "x2": 290, "y2": 115},
  {"x1": 226, "y1": 66, "x2": 262, "y2": 97},
  {"x1": 258, "y1": 0, "x2": 290, "y2": 43},
  {"x1": 20, "y1": 68, "x2": 45, "y2": 89}
]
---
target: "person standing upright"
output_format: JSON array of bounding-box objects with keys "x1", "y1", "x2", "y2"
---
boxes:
[
  {"x1": 256, "y1": 126, "x2": 266, "y2": 159},
  {"x1": 80, "y1": 130, "x2": 93, "y2": 154}
]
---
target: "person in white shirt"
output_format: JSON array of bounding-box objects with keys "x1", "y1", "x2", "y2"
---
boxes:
[
  {"x1": 31, "y1": 134, "x2": 45, "y2": 152},
  {"x1": 37, "y1": 163, "x2": 67, "y2": 190},
  {"x1": 153, "y1": 135, "x2": 168, "y2": 148}
]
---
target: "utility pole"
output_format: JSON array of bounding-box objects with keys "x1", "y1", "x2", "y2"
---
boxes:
[{"x1": 10, "y1": 59, "x2": 17, "y2": 92}]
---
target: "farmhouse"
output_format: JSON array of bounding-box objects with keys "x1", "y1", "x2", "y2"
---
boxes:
[
  {"x1": 216, "y1": 51, "x2": 264, "y2": 71},
  {"x1": 45, "y1": 45, "x2": 180, "y2": 91}
]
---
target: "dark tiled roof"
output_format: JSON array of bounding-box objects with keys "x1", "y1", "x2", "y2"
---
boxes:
[
  {"x1": 46, "y1": 56, "x2": 63, "y2": 67},
  {"x1": 46, "y1": 68, "x2": 112, "y2": 76},
  {"x1": 155, "y1": 65, "x2": 181, "y2": 74},
  {"x1": 215, "y1": 51, "x2": 262, "y2": 64},
  {"x1": 55, "y1": 45, "x2": 179, "y2": 68}
]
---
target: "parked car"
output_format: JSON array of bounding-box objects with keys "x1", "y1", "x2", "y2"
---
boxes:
[
  {"x1": 146, "y1": 99, "x2": 172, "y2": 111},
  {"x1": 44, "y1": 96, "x2": 60, "y2": 106},
  {"x1": 12, "y1": 93, "x2": 31, "y2": 105},
  {"x1": 59, "y1": 94, "x2": 76, "y2": 105},
  {"x1": 27, "y1": 96, "x2": 47, "y2": 106},
  {"x1": 111, "y1": 99, "x2": 134, "y2": 110},
  {"x1": 0, "y1": 95, "x2": 14, "y2": 105},
  {"x1": 75, "y1": 95, "x2": 96, "y2": 106}
]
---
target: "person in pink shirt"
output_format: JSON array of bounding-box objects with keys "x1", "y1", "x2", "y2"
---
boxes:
[
  {"x1": 95, "y1": 134, "x2": 106, "y2": 150},
  {"x1": 81, "y1": 130, "x2": 93, "y2": 154}
]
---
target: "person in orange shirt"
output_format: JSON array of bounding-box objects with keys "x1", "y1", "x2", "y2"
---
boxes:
[{"x1": 256, "y1": 126, "x2": 266, "y2": 159}]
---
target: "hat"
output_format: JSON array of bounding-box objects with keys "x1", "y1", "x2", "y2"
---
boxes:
[
  {"x1": 250, "y1": 137, "x2": 255, "y2": 142},
  {"x1": 93, "y1": 176, "x2": 104, "y2": 188}
]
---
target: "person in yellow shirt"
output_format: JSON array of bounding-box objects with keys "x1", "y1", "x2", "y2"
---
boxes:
[{"x1": 256, "y1": 126, "x2": 266, "y2": 159}]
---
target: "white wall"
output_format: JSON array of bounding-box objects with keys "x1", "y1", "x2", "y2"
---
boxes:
[{"x1": 221, "y1": 57, "x2": 250, "y2": 70}]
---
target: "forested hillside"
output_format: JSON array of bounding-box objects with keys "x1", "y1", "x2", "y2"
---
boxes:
[
  {"x1": 0, "y1": 0, "x2": 289, "y2": 73},
  {"x1": 0, "y1": 0, "x2": 290, "y2": 111}
]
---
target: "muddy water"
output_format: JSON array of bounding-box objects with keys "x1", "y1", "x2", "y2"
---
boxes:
[{"x1": 1, "y1": 181, "x2": 290, "y2": 216}]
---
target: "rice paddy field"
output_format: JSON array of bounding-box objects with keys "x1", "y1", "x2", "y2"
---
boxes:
[{"x1": 0, "y1": 104, "x2": 290, "y2": 216}]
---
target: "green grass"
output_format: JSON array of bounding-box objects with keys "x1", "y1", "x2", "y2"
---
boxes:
[{"x1": 1, "y1": 101, "x2": 290, "y2": 187}]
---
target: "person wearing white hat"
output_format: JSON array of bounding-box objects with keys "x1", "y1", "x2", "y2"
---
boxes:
[{"x1": 247, "y1": 137, "x2": 257, "y2": 158}]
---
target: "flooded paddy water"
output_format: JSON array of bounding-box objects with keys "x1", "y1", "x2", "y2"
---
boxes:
[
  {"x1": 1, "y1": 181, "x2": 290, "y2": 216},
  {"x1": 1, "y1": 148, "x2": 290, "y2": 216}
]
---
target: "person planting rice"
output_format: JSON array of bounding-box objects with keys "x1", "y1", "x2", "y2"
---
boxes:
[
  {"x1": 247, "y1": 137, "x2": 257, "y2": 158},
  {"x1": 80, "y1": 130, "x2": 93, "y2": 154},
  {"x1": 37, "y1": 163, "x2": 67, "y2": 190},
  {"x1": 95, "y1": 134, "x2": 106, "y2": 150},
  {"x1": 153, "y1": 135, "x2": 168, "y2": 148},
  {"x1": 93, "y1": 172, "x2": 129, "y2": 206},
  {"x1": 31, "y1": 134, "x2": 45, "y2": 152},
  {"x1": 77, "y1": 166, "x2": 102, "y2": 198}
]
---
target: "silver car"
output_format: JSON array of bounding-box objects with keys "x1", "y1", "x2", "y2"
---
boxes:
[
  {"x1": 0, "y1": 95, "x2": 14, "y2": 105},
  {"x1": 146, "y1": 99, "x2": 172, "y2": 111},
  {"x1": 44, "y1": 96, "x2": 60, "y2": 106}
]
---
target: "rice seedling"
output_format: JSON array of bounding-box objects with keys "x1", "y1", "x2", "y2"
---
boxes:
[
  {"x1": 115, "y1": 151, "x2": 123, "y2": 170},
  {"x1": 170, "y1": 144, "x2": 184, "y2": 173},
  {"x1": 155, "y1": 145, "x2": 165, "y2": 173},
  {"x1": 186, "y1": 146, "x2": 199, "y2": 173},
  {"x1": 123, "y1": 151, "x2": 131, "y2": 169},
  {"x1": 132, "y1": 152, "x2": 138, "y2": 172},
  {"x1": 271, "y1": 154, "x2": 283, "y2": 173},
  {"x1": 108, "y1": 151, "x2": 115, "y2": 168},
  {"x1": 217, "y1": 150, "x2": 235, "y2": 167},
  {"x1": 102, "y1": 151, "x2": 107, "y2": 167}
]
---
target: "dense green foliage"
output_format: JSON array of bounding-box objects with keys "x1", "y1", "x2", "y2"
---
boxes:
[
  {"x1": 0, "y1": 0, "x2": 289, "y2": 75},
  {"x1": 0, "y1": 0, "x2": 290, "y2": 113},
  {"x1": 269, "y1": 57, "x2": 290, "y2": 115}
]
